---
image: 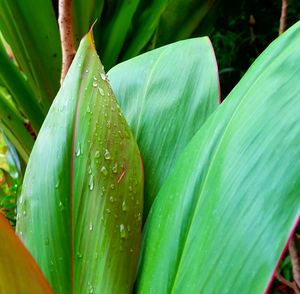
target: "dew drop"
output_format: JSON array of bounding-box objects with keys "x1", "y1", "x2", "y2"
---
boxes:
[
  {"x1": 85, "y1": 69, "x2": 89, "y2": 73},
  {"x1": 119, "y1": 224, "x2": 126, "y2": 238},
  {"x1": 106, "y1": 208, "x2": 111, "y2": 214},
  {"x1": 112, "y1": 163, "x2": 118, "y2": 173},
  {"x1": 136, "y1": 213, "x2": 142, "y2": 222},
  {"x1": 55, "y1": 179, "x2": 60, "y2": 189},
  {"x1": 98, "y1": 87, "x2": 105, "y2": 96},
  {"x1": 22, "y1": 210, "x2": 27, "y2": 216},
  {"x1": 75, "y1": 143, "x2": 82, "y2": 157},
  {"x1": 100, "y1": 166, "x2": 108, "y2": 176},
  {"x1": 110, "y1": 184, "x2": 115, "y2": 190},
  {"x1": 130, "y1": 248, "x2": 134, "y2": 254},
  {"x1": 89, "y1": 284, "x2": 94, "y2": 294},
  {"x1": 100, "y1": 73, "x2": 106, "y2": 80},
  {"x1": 122, "y1": 201, "x2": 128, "y2": 212},
  {"x1": 77, "y1": 252, "x2": 83, "y2": 259},
  {"x1": 88, "y1": 165, "x2": 92, "y2": 175},
  {"x1": 89, "y1": 222, "x2": 93, "y2": 231},
  {"x1": 92, "y1": 81, "x2": 97, "y2": 88},
  {"x1": 93, "y1": 76, "x2": 97, "y2": 81},
  {"x1": 59, "y1": 201, "x2": 64, "y2": 212},
  {"x1": 94, "y1": 150, "x2": 101, "y2": 158},
  {"x1": 129, "y1": 185, "x2": 133, "y2": 192},
  {"x1": 89, "y1": 175, "x2": 94, "y2": 191},
  {"x1": 104, "y1": 149, "x2": 111, "y2": 160},
  {"x1": 109, "y1": 196, "x2": 114, "y2": 202}
]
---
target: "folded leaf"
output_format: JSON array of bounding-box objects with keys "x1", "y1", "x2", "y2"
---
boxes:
[
  {"x1": 16, "y1": 32, "x2": 143, "y2": 294},
  {"x1": 0, "y1": 214, "x2": 53, "y2": 293},
  {"x1": 137, "y1": 22, "x2": 300, "y2": 293},
  {"x1": 109, "y1": 37, "x2": 219, "y2": 216}
]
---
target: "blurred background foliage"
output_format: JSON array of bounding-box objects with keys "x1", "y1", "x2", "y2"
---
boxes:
[{"x1": 211, "y1": 0, "x2": 300, "y2": 97}]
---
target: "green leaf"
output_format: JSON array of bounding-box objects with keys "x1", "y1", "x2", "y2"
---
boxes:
[
  {"x1": 155, "y1": 0, "x2": 218, "y2": 46},
  {"x1": 109, "y1": 38, "x2": 219, "y2": 216},
  {"x1": 0, "y1": 87, "x2": 34, "y2": 163},
  {"x1": 99, "y1": 0, "x2": 140, "y2": 69},
  {"x1": 121, "y1": 0, "x2": 169, "y2": 60},
  {"x1": 0, "y1": 40, "x2": 45, "y2": 131},
  {"x1": 0, "y1": 214, "x2": 53, "y2": 293},
  {"x1": 72, "y1": 0, "x2": 104, "y2": 45},
  {"x1": 136, "y1": 22, "x2": 300, "y2": 293},
  {"x1": 16, "y1": 33, "x2": 143, "y2": 294},
  {"x1": 0, "y1": 0, "x2": 61, "y2": 109}
]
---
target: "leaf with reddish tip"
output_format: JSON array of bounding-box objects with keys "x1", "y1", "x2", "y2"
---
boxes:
[
  {"x1": 0, "y1": 214, "x2": 53, "y2": 293},
  {"x1": 16, "y1": 32, "x2": 143, "y2": 294},
  {"x1": 136, "y1": 21, "x2": 300, "y2": 293},
  {"x1": 109, "y1": 37, "x2": 219, "y2": 217}
]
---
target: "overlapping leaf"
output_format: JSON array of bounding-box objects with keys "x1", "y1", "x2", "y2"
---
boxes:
[
  {"x1": 109, "y1": 38, "x2": 219, "y2": 216},
  {"x1": 0, "y1": 0, "x2": 61, "y2": 110},
  {"x1": 16, "y1": 33, "x2": 143, "y2": 294},
  {"x1": 0, "y1": 214, "x2": 53, "y2": 293},
  {"x1": 137, "y1": 21, "x2": 300, "y2": 293}
]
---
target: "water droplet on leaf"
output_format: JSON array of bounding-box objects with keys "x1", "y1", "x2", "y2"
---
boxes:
[
  {"x1": 98, "y1": 87, "x2": 105, "y2": 96},
  {"x1": 104, "y1": 149, "x2": 111, "y2": 160},
  {"x1": 89, "y1": 175, "x2": 94, "y2": 191},
  {"x1": 119, "y1": 224, "x2": 126, "y2": 238},
  {"x1": 101, "y1": 166, "x2": 108, "y2": 176},
  {"x1": 112, "y1": 163, "x2": 118, "y2": 173}
]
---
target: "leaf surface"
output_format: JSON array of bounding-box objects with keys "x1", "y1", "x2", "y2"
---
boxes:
[
  {"x1": 109, "y1": 38, "x2": 219, "y2": 215},
  {"x1": 16, "y1": 33, "x2": 143, "y2": 294},
  {"x1": 137, "y1": 21, "x2": 300, "y2": 293},
  {"x1": 0, "y1": 214, "x2": 53, "y2": 293},
  {"x1": 0, "y1": 0, "x2": 61, "y2": 109},
  {"x1": 72, "y1": 0, "x2": 104, "y2": 45}
]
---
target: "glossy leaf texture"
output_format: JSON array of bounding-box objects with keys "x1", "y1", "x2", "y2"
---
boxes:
[
  {"x1": 0, "y1": 0, "x2": 61, "y2": 110},
  {"x1": 109, "y1": 38, "x2": 219, "y2": 216},
  {"x1": 16, "y1": 33, "x2": 143, "y2": 294},
  {"x1": 0, "y1": 214, "x2": 53, "y2": 293},
  {"x1": 136, "y1": 22, "x2": 300, "y2": 293}
]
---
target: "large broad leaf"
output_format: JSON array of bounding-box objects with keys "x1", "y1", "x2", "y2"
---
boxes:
[
  {"x1": 109, "y1": 38, "x2": 219, "y2": 216},
  {"x1": 0, "y1": 214, "x2": 53, "y2": 293},
  {"x1": 136, "y1": 22, "x2": 300, "y2": 293},
  {"x1": 0, "y1": 0, "x2": 61, "y2": 110},
  {"x1": 16, "y1": 32, "x2": 143, "y2": 294}
]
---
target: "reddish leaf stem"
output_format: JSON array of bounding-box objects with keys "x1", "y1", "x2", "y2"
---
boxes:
[
  {"x1": 279, "y1": 0, "x2": 288, "y2": 35},
  {"x1": 289, "y1": 234, "x2": 300, "y2": 291},
  {"x1": 58, "y1": 0, "x2": 76, "y2": 84}
]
